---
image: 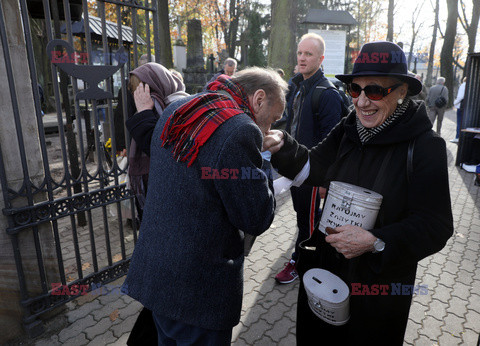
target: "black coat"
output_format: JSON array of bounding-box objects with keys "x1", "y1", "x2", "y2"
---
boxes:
[{"x1": 271, "y1": 100, "x2": 453, "y2": 345}]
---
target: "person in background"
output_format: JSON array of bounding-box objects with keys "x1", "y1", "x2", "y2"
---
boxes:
[
  {"x1": 138, "y1": 54, "x2": 150, "y2": 66},
  {"x1": 451, "y1": 76, "x2": 467, "y2": 143},
  {"x1": 275, "y1": 32, "x2": 343, "y2": 284},
  {"x1": 426, "y1": 76, "x2": 449, "y2": 135},
  {"x1": 264, "y1": 41, "x2": 453, "y2": 346},
  {"x1": 124, "y1": 68, "x2": 287, "y2": 345},
  {"x1": 276, "y1": 68, "x2": 285, "y2": 78},
  {"x1": 204, "y1": 57, "x2": 237, "y2": 88}
]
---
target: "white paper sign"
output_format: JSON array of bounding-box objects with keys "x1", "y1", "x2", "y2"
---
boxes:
[{"x1": 309, "y1": 29, "x2": 347, "y2": 78}]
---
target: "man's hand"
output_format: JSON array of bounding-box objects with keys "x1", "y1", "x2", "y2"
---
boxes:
[
  {"x1": 134, "y1": 82, "x2": 154, "y2": 113},
  {"x1": 325, "y1": 225, "x2": 377, "y2": 259},
  {"x1": 262, "y1": 130, "x2": 285, "y2": 154}
]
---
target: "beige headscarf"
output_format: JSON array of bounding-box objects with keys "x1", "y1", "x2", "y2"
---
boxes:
[{"x1": 130, "y1": 62, "x2": 188, "y2": 109}]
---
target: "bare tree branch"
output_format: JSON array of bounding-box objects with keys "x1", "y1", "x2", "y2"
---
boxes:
[
  {"x1": 453, "y1": 57, "x2": 465, "y2": 70},
  {"x1": 458, "y1": 0, "x2": 469, "y2": 32},
  {"x1": 437, "y1": 18, "x2": 445, "y2": 38}
]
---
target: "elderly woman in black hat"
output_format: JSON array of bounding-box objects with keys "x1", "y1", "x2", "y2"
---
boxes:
[{"x1": 264, "y1": 41, "x2": 453, "y2": 345}]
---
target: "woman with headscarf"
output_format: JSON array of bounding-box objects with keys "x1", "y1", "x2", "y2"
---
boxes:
[
  {"x1": 263, "y1": 41, "x2": 453, "y2": 345},
  {"x1": 126, "y1": 63, "x2": 188, "y2": 220},
  {"x1": 124, "y1": 63, "x2": 188, "y2": 346}
]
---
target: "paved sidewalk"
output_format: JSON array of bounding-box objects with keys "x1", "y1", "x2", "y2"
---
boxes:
[{"x1": 12, "y1": 109, "x2": 480, "y2": 345}]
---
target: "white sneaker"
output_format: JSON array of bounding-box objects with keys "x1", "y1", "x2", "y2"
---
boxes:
[{"x1": 450, "y1": 138, "x2": 459, "y2": 143}]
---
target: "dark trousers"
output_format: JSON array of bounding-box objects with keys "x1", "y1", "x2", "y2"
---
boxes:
[
  {"x1": 456, "y1": 108, "x2": 463, "y2": 139},
  {"x1": 290, "y1": 184, "x2": 321, "y2": 261},
  {"x1": 152, "y1": 312, "x2": 232, "y2": 346}
]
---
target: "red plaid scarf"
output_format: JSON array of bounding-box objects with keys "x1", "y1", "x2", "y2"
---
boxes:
[{"x1": 161, "y1": 75, "x2": 255, "y2": 166}]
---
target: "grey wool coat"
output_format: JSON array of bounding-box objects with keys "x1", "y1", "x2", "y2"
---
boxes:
[{"x1": 123, "y1": 95, "x2": 276, "y2": 331}]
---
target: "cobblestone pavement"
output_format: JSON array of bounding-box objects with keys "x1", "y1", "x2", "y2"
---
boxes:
[{"x1": 10, "y1": 109, "x2": 480, "y2": 345}]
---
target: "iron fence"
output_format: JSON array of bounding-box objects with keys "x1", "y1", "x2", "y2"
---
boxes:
[{"x1": 0, "y1": 0, "x2": 160, "y2": 337}]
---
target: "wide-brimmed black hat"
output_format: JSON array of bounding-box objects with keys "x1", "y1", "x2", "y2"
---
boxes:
[{"x1": 335, "y1": 41, "x2": 422, "y2": 96}]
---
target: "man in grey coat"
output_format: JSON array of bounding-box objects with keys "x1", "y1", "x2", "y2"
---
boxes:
[
  {"x1": 123, "y1": 67, "x2": 287, "y2": 345},
  {"x1": 427, "y1": 76, "x2": 449, "y2": 135}
]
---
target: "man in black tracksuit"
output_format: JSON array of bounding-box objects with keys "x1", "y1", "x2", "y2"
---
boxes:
[{"x1": 275, "y1": 32, "x2": 343, "y2": 284}]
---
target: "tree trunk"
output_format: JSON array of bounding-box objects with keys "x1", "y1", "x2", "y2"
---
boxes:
[
  {"x1": 156, "y1": 0, "x2": 173, "y2": 68},
  {"x1": 268, "y1": 0, "x2": 297, "y2": 79},
  {"x1": 426, "y1": 0, "x2": 439, "y2": 87},
  {"x1": 387, "y1": 0, "x2": 394, "y2": 41},
  {"x1": 227, "y1": 0, "x2": 239, "y2": 58},
  {"x1": 408, "y1": 34, "x2": 416, "y2": 70},
  {"x1": 466, "y1": 0, "x2": 480, "y2": 54},
  {"x1": 440, "y1": 0, "x2": 458, "y2": 107}
]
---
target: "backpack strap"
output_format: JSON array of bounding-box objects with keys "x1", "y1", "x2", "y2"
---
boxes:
[{"x1": 311, "y1": 79, "x2": 336, "y2": 114}]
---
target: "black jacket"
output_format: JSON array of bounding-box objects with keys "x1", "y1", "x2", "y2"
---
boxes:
[
  {"x1": 285, "y1": 69, "x2": 343, "y2": 148},
  {"x1": 272, "y1": 100, "x2": 453, "y2": 345}
]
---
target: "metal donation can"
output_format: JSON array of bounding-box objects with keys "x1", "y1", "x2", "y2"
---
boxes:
[
  {"x1": 319, "y1": 181, "x2": 383, "y2": 234},
  {"x1": 303, "y1": 268, "x2": 350, "y2": 326}
]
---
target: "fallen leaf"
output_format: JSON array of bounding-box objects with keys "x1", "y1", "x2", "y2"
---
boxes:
[
  {"x1": 109, "y1": 309, "x2": 119, "y2": 321},
  {"x1": 112, "y1": 254, "x2": 122, "y2": 262},
  {"x1": 82, "y1": 262, "x2": 91, "y2": 270}
]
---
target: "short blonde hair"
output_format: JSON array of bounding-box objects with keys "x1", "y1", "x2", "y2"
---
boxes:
[{"x1": 299, "y1": 33, "x2": 325, "y2": 56}]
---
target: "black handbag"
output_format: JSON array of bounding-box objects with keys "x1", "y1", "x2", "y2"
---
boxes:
[{"x1": 434, "y1": 86, "x2": 447, "y2": 108}]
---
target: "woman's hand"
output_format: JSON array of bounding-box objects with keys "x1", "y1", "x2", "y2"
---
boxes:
[
  {"x1": 263, "y1": 130, "x2": 285, "y2": 154},
  {"x1": 325, "y1": 225, "x2": 377, "y2": 259},
  {"x1": 134, "y1": 82, "x2": 154, "y2": 113}
]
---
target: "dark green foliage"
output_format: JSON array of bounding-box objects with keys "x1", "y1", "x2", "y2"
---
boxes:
[{"x1": 247, "y1": 12, "x2": 266, "y2": 67}]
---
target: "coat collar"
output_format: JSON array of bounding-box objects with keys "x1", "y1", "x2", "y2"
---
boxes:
[
  {"x1": 292, "y1": 68, "x2": 325, "y2": 91},
  {"x1": 343, "y1": 100, "x2": 433, "y2": 145}
]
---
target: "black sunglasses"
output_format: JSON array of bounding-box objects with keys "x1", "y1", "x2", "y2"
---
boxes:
[{"x1": 347, "y1": 83, "x2": 402, "y2": 101}]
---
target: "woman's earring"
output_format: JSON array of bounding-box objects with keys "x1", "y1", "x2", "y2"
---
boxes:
[{"x1": 397, "y1": 98, "x2": 404, "y2": 105}]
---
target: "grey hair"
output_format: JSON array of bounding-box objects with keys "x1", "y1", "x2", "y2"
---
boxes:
[
  {"x1": 231, "y1": 67, "x2": 288, "y2": 106},
  {"x1": 224, "y1": 58, "x2": 237, "y2": 67},
  {"x1": 139, "y1": 54, "x2": 155, "y2": 66},
  {"x1": 436, "y1": 77, "x2": 445, "y2": 84}
]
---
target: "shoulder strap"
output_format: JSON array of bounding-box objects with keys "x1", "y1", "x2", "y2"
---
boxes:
[
  {"x1": 407, "y1": 138, "x2": 415, "y2": 184},
  {"x1": 311, "y1": 79, "x2": 336, "y2": 114}
]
